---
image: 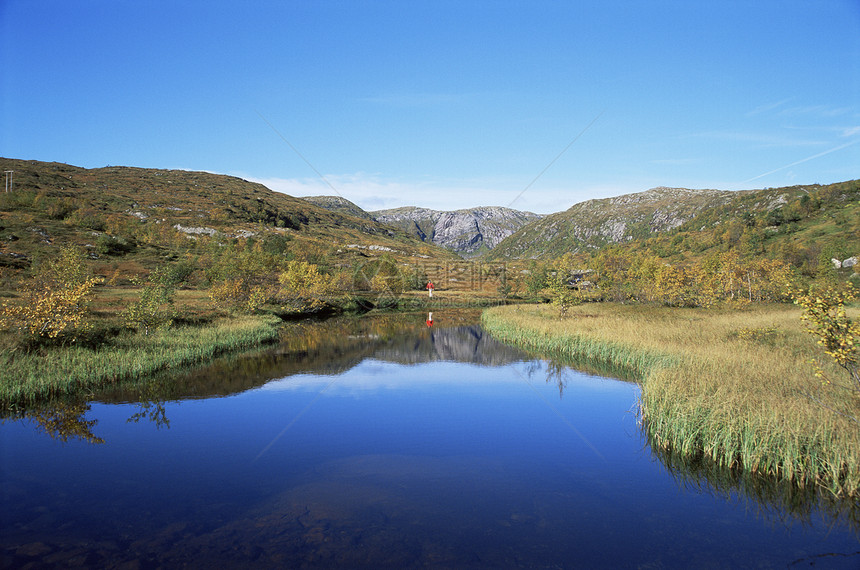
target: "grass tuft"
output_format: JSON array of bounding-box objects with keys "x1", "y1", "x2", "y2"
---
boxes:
[
  {"x1": 482, "y1": 303, "x2": 860, "y2": 497},
  {"x1": 0, "y1": 315, "x2": 281, "y2": 407}
]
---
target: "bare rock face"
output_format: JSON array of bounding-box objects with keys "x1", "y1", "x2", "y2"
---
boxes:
[{"x1": 371, "y1": 206, "x2": 542, "y2": 257}]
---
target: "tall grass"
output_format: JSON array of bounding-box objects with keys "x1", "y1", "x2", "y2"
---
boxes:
[
  {"x1": 0, "y1": 315, "x2": 281, "y2": 406},
  {"x1": 481, "y1": 303, "x2": 860, "y2": 497}
]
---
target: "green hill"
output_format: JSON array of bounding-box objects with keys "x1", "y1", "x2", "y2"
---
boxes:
[
  {"x1": 486, "y1": 181, "x2": 860, "y2": 277},
  {"x1": 0, "y1": 158, "x2": 457, "y2": 285},
  {"x1": 302, "y1": 195, "x2": 375, "y2": 221}
]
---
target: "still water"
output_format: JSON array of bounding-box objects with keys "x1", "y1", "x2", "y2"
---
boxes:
[{"x1": 2, "y1": 311, "x2": 859, "y2": 568}]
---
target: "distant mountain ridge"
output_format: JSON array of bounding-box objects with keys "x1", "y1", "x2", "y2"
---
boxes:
[
  {"x1": 0, "y1": 158, "x2": 457, "y2": 269},
  {"x1": 7, "y1": 158, "x2": 853, "y2": 269},
  {"x1": 486, "y1": 182, "x2": 859, "y2": 260},
  {"x1": 371, "y1": 206, "x2": 542, "y2": 257},
  {"x1": 302, "y1": 195, "x2": 375, "y2": 221},
  {"x1": 486, "y1": 186, "x2": 745, "y2": 260},
  {"x1": 303, "y1": 196, "x2": 542, "y2": 257}
]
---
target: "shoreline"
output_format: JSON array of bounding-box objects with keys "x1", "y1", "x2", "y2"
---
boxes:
[
  {"x1": 0, "y1": 314, "x2": 282, "y2": 407},
  {"x1": 480, "y1": 303, "x2": 860, "y2": 497}
]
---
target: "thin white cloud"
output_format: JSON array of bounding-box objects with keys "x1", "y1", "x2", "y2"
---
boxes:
[
  {"x1": 779, "y1": 104, "x2": 854, "y2": 118},
  {"x1": 687, "y1": 130, "x2": 825, "y2": 148},
  {"x1": 238, "y1": 170, "x2": 660, "y2": 215},
  {"x1": 243, "y1": 172, "x2": 548, "y2": 212},
  {"x1": 745, "y1": 97, "x2": 794, "y2": 117},
  {"x1": 649, "y1": 158, "x2": 701, "y2": 166},
  {"x1": 360, "y1": 92, "x2": 475, "y2": 107},
  {"x1": 740, "y1": 137, "x2": 860, "y2": 184}
]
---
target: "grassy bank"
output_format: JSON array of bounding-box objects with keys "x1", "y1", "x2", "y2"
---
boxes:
[
  {"x1": 481, "y1": 303, "x2": 860, "y2": 497},
  {"x1": 0, "y1": 314, "x2": 282, "y2": 407}
]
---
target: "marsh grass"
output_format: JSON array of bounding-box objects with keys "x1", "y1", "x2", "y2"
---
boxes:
[
  {"x1": 482, "y1": 303, "x2": 860, "y2": 497},
  {"x1": 0, "y1": 315, "x2": 281, "y2": 407}
]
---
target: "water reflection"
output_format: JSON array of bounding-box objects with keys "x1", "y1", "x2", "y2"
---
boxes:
[
  {"x1": 91, "y1": 311, "x2": 533, "y2": 402},
  {"x1": 525, "y1": 359, "x2": 577, "y2": 399},
  {"x1": 650, "y1": 442, "x2": 860, "y2": 536},
  {"x1": 1, "y1": 311, "x2": 533, "y2": 444},
  {"x1": 2, "y1": 308, "x2": 858, "y2": 561},
  {"x1": 2, "y1": 401, "x2": 105, "y2": 445}
]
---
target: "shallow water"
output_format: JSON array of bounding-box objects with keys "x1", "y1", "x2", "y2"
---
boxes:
[{"x1": 2, "y1": 311, "x2": 858, "y2": 568}]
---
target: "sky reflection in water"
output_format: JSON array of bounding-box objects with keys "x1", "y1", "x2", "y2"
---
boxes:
[{"x1": 1, "y1": 315, "x2": 858, "y2": 568}]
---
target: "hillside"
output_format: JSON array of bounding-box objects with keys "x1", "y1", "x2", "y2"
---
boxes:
[
  {"x1": 486, "y1": 187, "x2": 739, "y2": 260},
  {"x1": 302, "y1": 195, "x2": 375, "y2": 221},
  {"x1": 486, "y1": 181, "x2": 860, "y2": 267},
  {"x1": 370, "y1": 206, "x2": 542, "y2": 257},
  {"x1": 0, "y1": 158, "x2": 458, "y2": 282}
]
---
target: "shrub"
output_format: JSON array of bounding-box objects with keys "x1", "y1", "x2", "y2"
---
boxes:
[
  {"x1": 0, "y1": 246, "x2": 101, "y2": 340},
  {"x1": 123, "y1": 266, "x2": 178, "y2": 335}
]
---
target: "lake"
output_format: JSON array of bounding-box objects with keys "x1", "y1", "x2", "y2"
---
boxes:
[{"x1": 2, "y1": 310, "x2": 858, "y2": 568}]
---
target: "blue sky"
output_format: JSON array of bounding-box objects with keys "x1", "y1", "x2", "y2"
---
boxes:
[{"x1": 2, "y1": 1, "x2": 858, "y2": 214}]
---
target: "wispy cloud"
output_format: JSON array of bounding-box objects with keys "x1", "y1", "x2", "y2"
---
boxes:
[
  {"x1": 740, "y1": 137, "x2": 860, "y2": 184},
  {"x1": 240, "y1": 171, "x2": 589, "y2": 214},
  {"x1": 649, "y1": 158, "x2": 701, "y2": 166},
  {"x1": 687, "y1": 130, "x2": 825, "y2": 148},
  {"x1": 779, "y1": 104, "x2": 854, "y2": 118},
  {"x1": 745, "y1": 97, "x2": 794, "y2": 117},
  {"x1": 360, "y1": 92, "x2": 474, "y2": 107},
  {"x1": 243, "y1": 172, "x2": 506, "y2": 212},
  {"x1": 744, "y1": 100, "x2": 854, "y2": 120}
]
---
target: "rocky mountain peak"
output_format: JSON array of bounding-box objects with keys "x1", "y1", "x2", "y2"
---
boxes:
[{"x1": 371, "y1": 206, "x2": 543, "y2": 257}]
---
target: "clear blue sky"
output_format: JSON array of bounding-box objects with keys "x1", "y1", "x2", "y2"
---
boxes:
[{"x1": 2, "y1": 1, "x2": 858, "y2": 214}]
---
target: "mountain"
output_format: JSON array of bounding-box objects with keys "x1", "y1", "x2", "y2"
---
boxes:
[
  {"x1": 487, "y1": 181, "x2": 860, "y2": 266},
  {"x1": 487, "y1": 186, "x2": 749, "y2": 260},
  {"x1": 0, "y1": 158, "x2": 457, "y2": 275},
  {"x1": 370, "y1": 206, "x2": 542, "y2": 257},
  {"x1": 302, "y1": 195, "x2": 375, "y2": 221}
]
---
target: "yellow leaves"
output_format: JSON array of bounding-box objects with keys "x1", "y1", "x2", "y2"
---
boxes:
[
  {"x1": 794, "y1": 284, "x2": 860, "y2": 393},
  {"x1": 584, "y1": 248, "x2": 796, "y2": 307},
  {"x1": 735, "y1": 326, "x2": 778, "y2": 344},
  {"x1": 209, "y1": 277, "x2": 269, "y2": 314},
  {"x1": 278, "y1": 261, "x2": 334, "y2": 311},
  {"x1": 0, "y1": 245, "x2": 101, "y2": 340},
  {"x1": 0, "y1": 275, "x2": 100, "y2": 339}
]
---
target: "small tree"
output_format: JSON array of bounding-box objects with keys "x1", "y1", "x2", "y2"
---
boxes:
[
  {"x1": 524, "y1": 261, "x2": 549, "y2": 297},
  {"x1": 0, "y1": 246, "x2": 101, "y2": 340},
  {"x1": 794, "y1": 284, "x2": 859, "y2": 396},
  {"x1": 548, "y1": 273, "x2": 577, "y2": 318},
  {"x1": 123, "y1": 266, "x2": 179, "y2": 335},
  {"x1": 209, "y1": 277, "x2": 269, "y2": 314},
  {"x1": 278, "y1": 260, "x2": 334, "y2": 311}
]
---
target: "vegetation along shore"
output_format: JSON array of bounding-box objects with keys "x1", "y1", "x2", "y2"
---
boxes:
[
  {"x1": 1, "y1": 158, "x2": 858, "y2": 496},
  {"x1": 482, "y1": 302, "x2": 860, "y2": 497},
  {"x1": 0, "y1": 315, "x2": 281, "y2": 406}
]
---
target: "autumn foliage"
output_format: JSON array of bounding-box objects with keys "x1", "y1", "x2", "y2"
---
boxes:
[
  {"x1": 0, "y1": 246, "x2": 101, "y2": 340},
  {"x1": 794, "y1": 284, "x2": 860, "y2": 396},
  {"x1": 278, "y1": 260, "x2": 334, "y2": 311}
]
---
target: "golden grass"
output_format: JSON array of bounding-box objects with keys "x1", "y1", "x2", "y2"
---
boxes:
[
  {"x1": 0, "y1": 315, "x2": 281, "y2": 406},
  {"x1": 481, "y1": 303, "x2": 860, "y2": 497}
]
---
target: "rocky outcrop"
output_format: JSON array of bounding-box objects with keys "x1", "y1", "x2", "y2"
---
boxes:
[
  {"x1": 371, "y1": 206, "x2": 542, "y2": 257},
  {"x1": 298, "y1": 196, "x2": 540, "y2": 256},
  {"x1": 373, "y1": 325, "x2": 530, "y2": 366},
  {"x1": 488, "y1": 186, "x2": 740, "y2": 260}
]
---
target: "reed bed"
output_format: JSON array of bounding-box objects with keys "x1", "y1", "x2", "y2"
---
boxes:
[
  {"x1": 0, "y1": 315, "x2": 281, "y2": 406},
  {"x1": 481, "y1": 303, "x2": 860, "y2": 497}
]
